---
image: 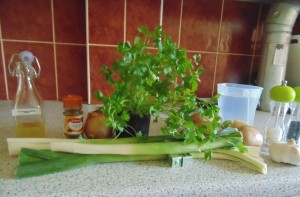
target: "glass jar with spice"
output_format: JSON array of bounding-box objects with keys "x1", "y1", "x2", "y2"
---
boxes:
[{"x1": 62, "y1": 95, "x2": 84, "y2": 138}]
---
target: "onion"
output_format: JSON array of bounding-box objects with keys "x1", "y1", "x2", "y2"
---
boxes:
[
  {"x1": 190, "y1": 112, "x2": 212, "y2": 126},
  {"x1": 231, "y1": 120, "x2": 248, "y2": 129},
  {"x1": 238, "y1": 125, "x2": 263, "y2": 147},
  {"x1": 84, "y1": 110, "x2": 113, "y2": 139}
]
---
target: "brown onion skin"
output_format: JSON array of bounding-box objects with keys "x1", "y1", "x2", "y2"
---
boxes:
[
  {"x1": 230, "y1": 120, "x2": 248, "y2": 129},
  {"x1": 238, "y1": 125, "x2": 263, "y2": 147},
  {"x1": 84, "y1": 110, "x2": 113, "y2": 139}
]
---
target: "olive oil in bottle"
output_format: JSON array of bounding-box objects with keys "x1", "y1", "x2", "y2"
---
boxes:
[{"x1": 16, "y1": 122, "x2": 45, "y2": 137}]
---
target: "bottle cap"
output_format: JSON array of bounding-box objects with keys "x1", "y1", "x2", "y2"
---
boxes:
[
  {"x1": 63, "y1": 95, "x2": 82, "y2": 108},
  {"x1": 19, "y1": 51, "x2": 34, "y2": 64},
  {"x1": 269, "y1": 81, "x2": 296, "y2": 102},
  {"x1": 294, "y1": 86, "x2": 300, "y2": 103}
]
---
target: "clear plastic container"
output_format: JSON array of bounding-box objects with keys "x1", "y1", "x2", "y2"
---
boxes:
[{"x1": 217, "y1": 83, "x2": 263, "y2": 125}]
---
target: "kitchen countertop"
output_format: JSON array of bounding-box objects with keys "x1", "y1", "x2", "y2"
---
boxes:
[{"x1": 1, "y1": 100, "x2": 300, "y2": 197}]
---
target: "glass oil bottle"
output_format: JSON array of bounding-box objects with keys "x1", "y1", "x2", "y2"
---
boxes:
[{"x1": 8, "y1": 51, "x2": 45, "y2": 137}]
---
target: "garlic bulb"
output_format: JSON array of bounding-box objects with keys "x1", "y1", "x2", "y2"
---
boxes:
[{"x1": 269, "y1": 139, "x2": 300, "y2": 166}]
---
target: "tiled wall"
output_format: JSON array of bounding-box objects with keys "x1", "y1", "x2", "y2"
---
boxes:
[
  {"x1": 0, "y1": 0, "x2": 87, "y2": 101},
  {"x1": 1, "y1": 0, "x2": 300, "y2": 104}
]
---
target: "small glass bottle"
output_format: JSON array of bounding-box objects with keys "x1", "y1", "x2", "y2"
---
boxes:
[
  {"x1": 62, "y1": 95, "x2": 84, "y2": 138},
  {"x1": 286, "y1": 86, "x2": 300, "y2": 144},
  {"x1": 8, "y1": 51, "x2": 45, "y2": 137}
]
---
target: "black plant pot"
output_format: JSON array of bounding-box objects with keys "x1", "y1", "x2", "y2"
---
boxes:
[{"x1": 118, "y1": 114, "x2": 151, "y2": 137}]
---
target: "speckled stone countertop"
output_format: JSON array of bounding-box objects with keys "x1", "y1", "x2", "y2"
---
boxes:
[{"x1": 1, "y1": 100, "x2": 300, "y2": 197}]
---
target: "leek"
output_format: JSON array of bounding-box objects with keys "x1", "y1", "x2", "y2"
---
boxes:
[
  {"x1": 7, "y1": 135, "x2": 178, "y2": 156},
  {"x1": 50, "y1": 133, "x2": 242, "y2": 155},
  {"x1": 50, "y1": 129, "x2": 242, "y2": 155},
  {"x1": 18, "y1": 148, "x2": 71, "y2": 165},
  {"x1": 7, "y1": 138, "x2": 77, "y2": 156},
  {"x1": 191, "y1": 149, "x2": 267, "y2": 174},
  {"x1": 12, "y1": 129, "x2": 268, "y2": 178},
  {"x1": 16, "y1": 148, "x2": 167, "y2": 178}
]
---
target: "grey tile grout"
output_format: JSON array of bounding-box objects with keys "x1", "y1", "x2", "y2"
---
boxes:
[
  {"x1": 1, "y1": 39, "x2": 86, "y2": 46},
  {"x1": 0, "y1": 20, "x2": 10, "y2": 100},
  {"x1": 178, "y1": 0, "x2": 183, "y2": 48},
  {"x1": 160, "y1": 0, "x2": 164, "y2": 26},
  {"x1": 51, "y1": 0, "x2": 59, "y2": 100},
  {"x1": 249, "y1": 3, "x2": 263, "y2": 84},
  {"x1": 124, "y1": 0, "x2": 127, "y2": 42},
  {"x1": 212, "y1": 0, "x2": 225, "y2": 96},
  {"x1": 85, "y1": 0, "x2": 91, "y2": 104}
]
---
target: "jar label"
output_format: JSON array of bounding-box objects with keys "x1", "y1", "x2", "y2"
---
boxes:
[
  {"x1": 64, "y1": 115, "x2": 84, "y2": 135},
  {"x1": 12, "y1": 108, "x2": 42, "y2": 116}
]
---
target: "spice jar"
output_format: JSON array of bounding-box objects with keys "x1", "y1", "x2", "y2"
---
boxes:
[{"x1": 62, "y1": 95, "x2": 84, "y2": 138}]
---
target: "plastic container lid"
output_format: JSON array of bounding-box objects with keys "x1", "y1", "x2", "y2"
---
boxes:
[
  {"x1": 62, "y1": 95, "x2": 82, "y2": 108},
  {"x1": 269, "y1": 81, "x2": 296, "y2": 102},
  {"x1": 217, "y1": 83, "x2": 263, "y2": 98}
]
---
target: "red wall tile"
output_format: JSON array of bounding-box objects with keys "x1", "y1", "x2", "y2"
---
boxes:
[
  {"x1": 0, "y1": 0, "x2": 52, "y2": 41},
  {"x1": 4, "y1": 42, "x2": 56, "y2": 100},
  {"x1": 2, "y1": 0, "x2": 293, "y2": 102},
  {"x1": 250, "y1": 56, "x2": 261, "y2": 85},
  {"x1": 126, "y1": 0, "x2": 161, "y2": 43},
  {"x1": 162, "y1": 0, "x2": 182, "y2": 44},
  {"x1": 220, "y1": 1, "x2": 260, "y2": 54},
  {"x1": 54, "y1": 0, "x2": 86, "y2": 44},
  {"x1": 181, "y1": 0, "x2": 222, "y2": 52},
  {"x1": 89, "y1": 0, "x2": 124, "y2": 44},
  {"x1": 254, "y1": 3, "x2": 271, "y2": 56},
  {"x1": 89, "y1": 46, "x2": 118, "y2": 104},
  {"x1": 194, "y1": 53, "x2": 217, "y2": 97},
  {"x1": 56, "y1": 45, "x2": 87, "y2": 101},
  {"x1": 214, "y1": 54, "x2": 252, "y2": 94}
]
